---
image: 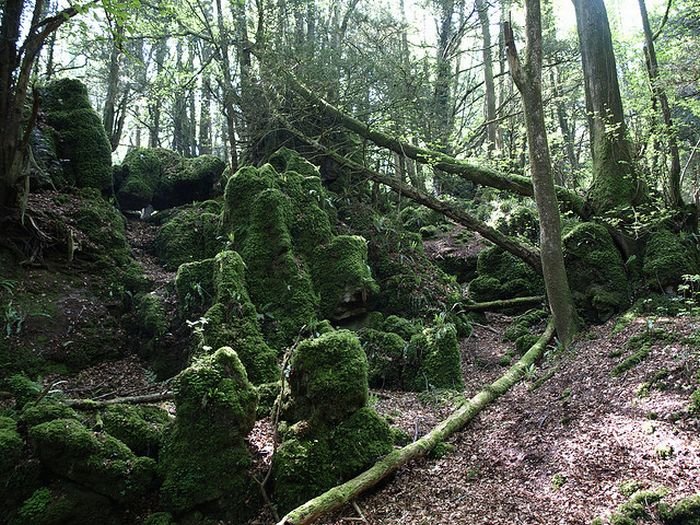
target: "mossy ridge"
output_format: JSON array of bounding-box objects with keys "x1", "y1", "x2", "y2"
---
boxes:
[
  {"x1": 564, "y1": 222, "x2": 630, "y2": 323},
  {"x1": 357, "y1": 328, "x2": 406, "y2": 389},
  {"x1": 175, "y1": 258, "x2": 216, "y2": 317},
  {"x1": 134, "y1": 293, "x2": 168, "y2": 339},
  {"x1": 40, "y1": 78, "x2": 112, "y2": 192},
  {"x1": 29, "y1": 418, "x2": 156, "y2": 503},
  {"x1": 159, "y1": 347, "x2": 259, "y2": 516},
  {"x1": 154, "y1": 202, "x2": 223, "y2": 271},
  {"x1": 101, "y1": 404, "x2": 171, "y2": 458},
  {"x1": 643, "y1": 229, "x2": 698, "y2": 290}
]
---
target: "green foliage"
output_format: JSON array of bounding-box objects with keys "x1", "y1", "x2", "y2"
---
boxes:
[
  {"x1": 41, "y1": 79, "x2": 112, "y2": 192},
  {"x1": 289, "y1": 330, "x2": 368, "y2": 424},
  {"x1": 563, "y1": 222, "x2": 630, "y2": 322},
  {"x1": 659, "y1": 494, "x2": 700, "y2": 525},
  {"x1": 175, "y1": 258, "x2": 216, "y2": 317},
  {"x1": 496, "y1": 205, "x2": 540, "y2": 244},
  {"x1": 134, "y1": 293, "x2": 168, "y2": 338}
]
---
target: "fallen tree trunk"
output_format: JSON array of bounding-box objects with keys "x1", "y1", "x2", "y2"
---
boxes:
[
  {"x1": 282, "y1": 72, "x2": 589, "y2": 219},
  {"x1": 276, "y1": 320, "x2": 556, "y2": 525},
  {"x1": 462, "y1": 295, "x2": 546, "y2": 312},
  {"x1": 65, "y1": 391, "x2": 173, "y2": 409},
  {"x1": 279, "y1": 116, "x2": 542, "y2": 272}
]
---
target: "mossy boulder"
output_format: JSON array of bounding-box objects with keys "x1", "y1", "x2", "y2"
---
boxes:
[
  {"x1": 29, "y1": 418, "x2": 156, "y2": 503},
  {"x1": 159, "y1": 347, "x2": 258, "y2": 514},
  {"x1": 272, "y1": 407, "x2": 392, "y2": 513},
  {"x1": 289, "y1": 330, "x2": 368, "y2": 424},
  {"x1": 154, "y1": 202, "x2": 223, "y2": 271},
  {"x1": 503, "y1": 309, "x2": 548, "y2": 354},
  {"x1": 115, "y1": 147, "x2": 225, "y2": 210},
  {"x1": 11, "y1": 482, "x2": 119, "y2": 525},
  {"x1": 563, "y1": 222, "x2": 630, "y2": 322},
  {"x1": 405, "y1": 324, "x2": 463, "y2": 391},
  {"x1": 496, "y1": 205, "x2": 540, "y2": 244},
  {"x1": 41, "y1": 78, "x2": 112, "y2": 192},
  {"x1": 1, "y1": 415, "x2": 25, "y2": 486},
  {"x1": 312, "y1": 235, "x2": 379, "y2": 320},
  {"x1": 381, "y1": 314, "x2": 422, "y2": 341},
  {"x1": 357, "y1": 328, "x2": 405, "y2": 389},
  {"x1": 101, "y1": 404, "x2": 171, "y2": 457},
  {"x1": 660, "y1": 494, "x2": 700, "y2": 525},
  {"x1": 643, "y1": 229, "x2": 697, "y2": 290},
  {"x1": 175, "y1": 258, "x2": 216, "y2": 317},
  {"x1": 20, "y1": 400, "x2": 80, "y2": 429},
  {"x1": 134, "y1": 293, "x2": 168, "y2": 338},
  {"x1": 468, "y1": 246, "x2": 544, "y2": 303}
]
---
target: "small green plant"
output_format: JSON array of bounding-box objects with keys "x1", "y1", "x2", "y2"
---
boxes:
[
  {"x1": 655, "y1": 442, "x2": 674, "y2": 460},
  {"x1": 3, "y1": 300, "x2": 25, "y2": 337},
  {"x1": 551, "y1": 472, "x2": 567, "y2": 490}
]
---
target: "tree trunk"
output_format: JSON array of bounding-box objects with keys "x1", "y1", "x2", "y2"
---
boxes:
[
  {"x1": 148, "y1": 39, "x2": 168, "y2": 148},
  {"x1": 103, "y1": 20, "x2": 123, "y2": 151},
  {"x1": 476, "y1": 0, "x2": 498, "y2": 156},
  {"x1": 638, "y1": 0, "x2": 682, "y2": 207},
  {"x1": 276, "y1": 321, "x2": 555, "y2": 525},
  {"x1": 572, "y1": 0, "x2": 640, "y2": 213},
  {"x1": 505, "y1": 0, "x2": 578, "y2": 346}
]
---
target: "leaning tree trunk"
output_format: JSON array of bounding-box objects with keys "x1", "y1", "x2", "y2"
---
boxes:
[
  {"x1": 276, "y1": 321, "x2": 555, "y2": 525},
  {"x1": 572, "y1": 0, "x2": 640, "y2": 214},
  {"x1": 506, "y1": 0, "x2": 578, "y2": 346}
]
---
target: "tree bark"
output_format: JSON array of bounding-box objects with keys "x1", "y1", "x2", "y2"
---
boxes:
[
  {"x1": 572, "y1": 0, "x2": 640, "y2": 213},
  {"x1": 276, "y1": 321, "x2": 555, "y2": 525},
  {"x1": 476, "y1": 0, "x2": 498, "y2": 156},
  {"x1": 638, "y1": 0, "x2": 682, "y2": 207},
  {"x1": 505, "y1": 0, "x2": 578, "y2": 346}
]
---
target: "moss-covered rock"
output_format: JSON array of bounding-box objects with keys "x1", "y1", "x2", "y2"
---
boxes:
[
  {"x1": 115, "y1": 148, "x2": 225, "y2": 210},
  {"x1": 289, "y1": 330, "x2": 368, "y2": 424},
  {"x1": 381, "y1": 315, "x2": 422, "y2": 341},
  {"x1": 5, "y1": 374, "x2": 41, "y2": 409},
  {"x1": 135, "y1": 293, "x2": 168, "y2": 338},
  {"x1": 20, "y1": 400, "x2": 80, "y2": 429},
  {"x1": 564, "y1": 222, "x2": 630, "y2": 323},
  {"x1": 357, "y1": 328, "x2": 405, "y2": 389},
  {"x1": 503, "y1": 309, "x2": 548, "y2": 354},
  {"x1": 312, "y1": 236, "x2": 379, "y2": 320},
  {"x1": 405, "y1": 324, "x2": 463, "y2": 391},
  {"x1": 41, "y1": 79, "x2": 112, "y2": 192},
  {"x1": 643, "y1": 229, "x2": 697, "y2": 290},
  {"x1": 29, "y1": 418, "x2": 156, "y2": 503},
  {"x1": 175, "y1": 258, "x2": 216, "y2": 317},
  {"x1": 101, "y1": 404, "x2": 171, "y2": 457},
  {"x1": 11, "y1": 482, "x2": 119, "y2": 525},
  {"x1": 468, "y1": 246, "x2": 544, "y2": 303},
  {"x1": 272, "y1": 407, "x2": 392, "y2": 513},
  {"x1": 496, "y1": 205, "x2": 540, "y2": 244},
  {"x1": 154, "y1": 202, "x2": 223, "y2": 271},
  {"x1": 660, "y1": 494, "x2": 700, "y2": 525},
  {"x1": 0, "y1": 415, "x2": 24, "y2": 480},
  {"x1": 159, "y1": 347, "x2": 258, "y2": 514}
]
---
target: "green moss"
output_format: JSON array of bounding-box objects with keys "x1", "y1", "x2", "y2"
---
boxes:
[
  {"x1": 12, "y1": 482, "x2": 118, "y2": 525},
  {"x1": 41, "y1": 79, "x2": 112, "y2": 192},
  {"x1": 272, "y1": 407, "x2": 392, "y2": 513},
  {"x1": 381, "y1": 315, "x2": 422, "y2": 341},
  {"x1": 135, "y1": 293, "x2": 168, "y2": 338},
  {"x1": 496, "y1": 205, "x2": 539, "y2": 244},
  {"x1": 643, "y1": 229, "x2": 697, "y2": 290},
  {"x1": 400, "y1": 205, "x2": 446, "y2": 234},
  {"x1": 357, "y1": 328, "x2": 405, "y2": 389},
  {"x1": 469, "y1": 247, "x2": 543, "y2": 303},
  {"x1": 154, "y1": 203, "x2": 223, "y2": 271},
  {"x1": 30, "y1": 418, "x2": 156, "y2": 502},
  {"x1": 268, "y1": 147, "x2": 321, "y2": 180},
  {"x1": 0, "y1": 416, "x2": 24, "y2": 476},
  {"x1": 5, "y1": 374, "x2": 41, "y2": 408},
  {"x1": 289, "y1": 330, "x2": 368, "y2": 424},
  {"x1": 660, "y1": 494, "x2": 700, "y2": 525},
  {"x1": 175, "y1": 258, "x2": 216, "y2": 317},
  {"x1": 564, "y1": 223, "x2": 630, "y2": 323},
  {"x1": 20, "y1": 400, "x2": 80, "y2": 428},
  {"x1": 144, "y1": 512, "x2": 176, "y2": 525},
  {"x1": 255, "y1": 381, "x2": 281, "y2": 419},
  {"x1": 242, "y1": 188, "x2": 318, "y2": 347},
  {"x1": 159, "y1": 347, "x2": 258, "y2": 514},
  {"x1": 101, "y1": 404, "x2": 170, "y2": 457},
  {"x1": 620, "y1": 480, "x2": 644, "y2": 498},
  {"x1": 312, "y1": 235, "x2": 379, "y2": 320},
  {"x1": 405, "y1": 324, "x2": 463, "y2": 391}
]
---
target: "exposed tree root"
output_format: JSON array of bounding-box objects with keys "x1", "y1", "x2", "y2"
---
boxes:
[{"x1": 276, "y1": 320, "x2": 556, "y2": 525}]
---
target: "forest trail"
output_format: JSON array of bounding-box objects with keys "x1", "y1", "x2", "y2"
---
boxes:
[{"x1": 302, "y1": 315, "x2": 700, "y2": 525}]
